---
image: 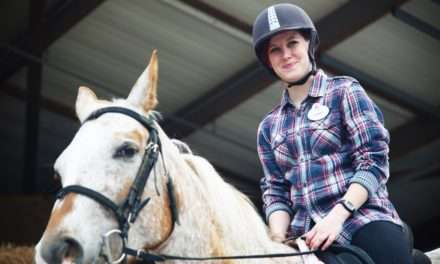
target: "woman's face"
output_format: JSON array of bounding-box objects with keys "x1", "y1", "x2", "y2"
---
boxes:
[{"x1": 267, "y1": 30, "x2": 311, "y2": 83}]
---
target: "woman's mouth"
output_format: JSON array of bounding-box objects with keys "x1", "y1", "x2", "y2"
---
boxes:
[{"x1": 282, "y1": 62, "x2": 296, "y2": 70}]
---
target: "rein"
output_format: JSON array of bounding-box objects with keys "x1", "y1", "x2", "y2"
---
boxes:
[
  {"x1": 125, "y1": 248, "x2": 319, "y2": 262},
  {"x1": 55, "y1": 106, "x2": 317, "y2": 263}
]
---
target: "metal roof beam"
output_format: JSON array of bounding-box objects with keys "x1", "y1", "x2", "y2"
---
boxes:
[
  {"x1": 23, "y1": 0, "x2": 46, "y2": 194},
  {"x1": 392, "y1": 8, "x2": 440, "y2": 41},
  {"x1": 0, "y1": 0, "x2": 106, "y2": 83},
  {"x1": 178, "y1": 0, "x2": 252, "y2": 34},
  {"x1": 317, "y1": 0, "x2": 409, "y2": 52}
]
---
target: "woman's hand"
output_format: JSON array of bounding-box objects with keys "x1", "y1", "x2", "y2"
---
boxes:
[{"x1": 303, "y1": 204, "x2": 349, "y2": 250}]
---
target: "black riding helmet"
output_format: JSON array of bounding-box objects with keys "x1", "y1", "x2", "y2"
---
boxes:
[{"x1": 252, "y1": 3, "x2": 319, "y2": 86}]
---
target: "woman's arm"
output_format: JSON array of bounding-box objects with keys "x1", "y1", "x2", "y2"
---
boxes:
[
  {"x1": 342, "y1": 82, "x2": 391, "y2": 195},
  {"x1": 306, "y1": 80, "x2": 389, "y2": 250},
  {"x1": 257, "y1": 119, "x2": 294, "y2": 239}
]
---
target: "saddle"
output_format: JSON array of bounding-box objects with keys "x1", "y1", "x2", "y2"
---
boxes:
[
  {"x1": 313, "y1": 222, "x2": 432, "y2": 264},
  {"x1": 293, "y1": 237, "x2": 373, "y2": 264},
  {"x1": 315, "y1": 244, "x2": 374, "y2": 264}
]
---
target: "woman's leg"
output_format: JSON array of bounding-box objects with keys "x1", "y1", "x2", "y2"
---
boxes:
[{"x1": 351, "y1": 221, "x2": 413, "y2": 264}]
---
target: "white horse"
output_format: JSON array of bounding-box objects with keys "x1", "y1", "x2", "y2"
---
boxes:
[{"x1": 34, "y1": 51, "x2": 317, "y2": 264}]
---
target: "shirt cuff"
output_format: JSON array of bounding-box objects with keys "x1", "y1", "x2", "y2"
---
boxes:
[
  {"x1": 349, "y1": 170, "x2": 380, "y2": 195},
  {"x1": 265, "y1": 202, "x2": 294, "y2": 222}
]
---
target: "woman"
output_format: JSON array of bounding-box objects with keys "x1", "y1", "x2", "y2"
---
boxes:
[{"x1": 253, "y1": 3, "x2": 413, "y2": 263}]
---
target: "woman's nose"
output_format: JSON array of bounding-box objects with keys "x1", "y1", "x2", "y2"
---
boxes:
[
  {"x1": 281, "y1": 47, "x2": 291, "y2": 59},
  {"x1": 41, "y1": 237, "x2": 83, "y2": 264}
]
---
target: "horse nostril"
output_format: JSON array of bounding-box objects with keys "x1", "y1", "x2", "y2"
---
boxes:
[
  {"x1": 63, "y1": 238, "x2": 83, "y2": 262},
  {"x1": 42, "y1": 237, "x2": 84, "y2": 263}
]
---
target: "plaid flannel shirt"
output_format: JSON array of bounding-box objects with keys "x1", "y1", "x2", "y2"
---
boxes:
[{"x1": 258, "y1": 70, "x2": 402, "y2": 244}]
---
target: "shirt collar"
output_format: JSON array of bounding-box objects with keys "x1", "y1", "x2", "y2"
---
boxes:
[
  {"x1": 279, "y1": 69, "x2": 328, "y2": 109},
  {"x1": 308, "y1": 69, "x2": 328, "y2": 98}
]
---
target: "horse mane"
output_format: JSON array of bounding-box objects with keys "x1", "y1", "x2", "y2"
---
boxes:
[
  {"x1": 170, "y1": 139, "x2": 193, "y2": 155},
  {"x1": 168, "y1": 140, "x2": 282, "y2": 256},
  {"x1": 171, "y1": 139, "x2": 252, "y2": 209}
]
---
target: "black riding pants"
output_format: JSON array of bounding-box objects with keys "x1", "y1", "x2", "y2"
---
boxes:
[{"x1": 351, "y1": 221, "x2": 413, "y2": 264}]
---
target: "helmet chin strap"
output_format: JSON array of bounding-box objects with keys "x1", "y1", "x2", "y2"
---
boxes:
[{"x1": 287, "y1": 69, "x2": 315, "y2": 87}]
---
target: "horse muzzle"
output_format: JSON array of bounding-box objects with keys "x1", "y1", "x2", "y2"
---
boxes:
[{"x1": 40, "y1": 236, "x2": 84, "y2": 264}]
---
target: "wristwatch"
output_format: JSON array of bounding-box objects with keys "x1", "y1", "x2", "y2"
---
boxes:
[{"x1": 337, "y1": 199, "x2": 356, "y2": 214}]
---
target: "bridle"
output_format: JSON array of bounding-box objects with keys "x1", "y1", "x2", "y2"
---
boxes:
[
  {"x1": 56, "y1": 106, "x2": 179, "y2": 263},
  {"x1": 55, "y1": 106, "x2": 318, "y2": 263}
]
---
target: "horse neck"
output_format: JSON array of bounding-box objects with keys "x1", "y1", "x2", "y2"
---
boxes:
[{"x1": 156, "y1": 131, "x2": 296, "y2": 261}]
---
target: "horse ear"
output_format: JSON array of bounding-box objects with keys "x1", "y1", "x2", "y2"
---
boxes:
[
  {"x1": 76, "y1": 86, "x2": 99, "y2": 123},
  {"x1": 127, "y1": 49, "x2": 158, "y2": 111}
]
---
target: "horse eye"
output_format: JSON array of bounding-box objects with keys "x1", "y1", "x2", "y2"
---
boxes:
[
  {"x1": 114, "y1": 143, "x2": 139, "y2": 159},
  {"x1": 54, "y1": 170, "x2": 61, "y2": 181},
  {"x1": 53, "y1": 169, "x2": 62, "y2": 185}
]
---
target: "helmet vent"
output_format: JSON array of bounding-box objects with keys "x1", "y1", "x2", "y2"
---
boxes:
[{"x1": 267, "y1": 6, "x2": 280, "y2": 31}]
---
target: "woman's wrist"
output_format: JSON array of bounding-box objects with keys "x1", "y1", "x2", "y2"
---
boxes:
[
  {"x1": 268, "y1": 210, "x2": 291, "y2": 239},
  {"x1": 331, "y1": 203, "x2": 351, "y2": 222}
]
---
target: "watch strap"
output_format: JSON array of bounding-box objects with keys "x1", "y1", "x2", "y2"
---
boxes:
[{"x1": 338, "y1": 199, "x2": 356, "y2": 214}]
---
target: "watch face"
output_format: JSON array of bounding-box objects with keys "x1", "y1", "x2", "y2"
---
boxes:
[
  {"x1": 345, "y1": 200, "x2": 355, "y2": 211},
  {"x1": 340, "y1": 199, "x2": 356, "y2": 213}
]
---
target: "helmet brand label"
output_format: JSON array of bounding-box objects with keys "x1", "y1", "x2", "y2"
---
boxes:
[{"x1": 267, "y1": 6, "x2": 280, "y2": 31}]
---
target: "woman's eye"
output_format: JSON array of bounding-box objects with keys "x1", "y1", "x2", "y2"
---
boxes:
[
  {"x1": 269, "y1": 47, "x2": 280, "y2": 54},
  {"x1": 113, "y1": 143, "x2": 139, "y2": 159},
  {"x1": 287, "y1": 41, "x2": 298, "y2": 47}
]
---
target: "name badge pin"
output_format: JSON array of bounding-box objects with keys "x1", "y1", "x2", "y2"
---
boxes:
[{"x1": 307, "y1": 103, "x2": 329, "y2": 121}]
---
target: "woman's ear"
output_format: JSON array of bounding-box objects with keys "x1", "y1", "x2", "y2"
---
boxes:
[{"x1": 265, "y1": 56, "x2": 273, "y2": 69}]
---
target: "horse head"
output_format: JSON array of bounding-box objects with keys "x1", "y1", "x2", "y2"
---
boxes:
[{"x1": 35, "y1": 50, "x2": 181, "y2": 263}]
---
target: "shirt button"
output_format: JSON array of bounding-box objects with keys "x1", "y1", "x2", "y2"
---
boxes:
[
  {"x1": 303, "y1": 183, "x2": 307, "y2": 188},
  {"x1": 298, "y1": 157, "x2": 304, "y2": 162}
]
